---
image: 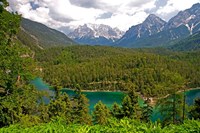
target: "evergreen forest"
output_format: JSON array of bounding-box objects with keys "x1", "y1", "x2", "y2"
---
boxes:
[{"x1": 0, "y1": 1, "x2": 200, "y2": 132}]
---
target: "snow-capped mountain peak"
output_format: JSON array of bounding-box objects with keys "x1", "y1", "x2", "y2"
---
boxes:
[
  {"x1": 115, "y1": 3, "x2": 200, "y2": 48},
  {"x1": 68, "y1": 23, "x2": 124, "y2": 45},
  {"x1": 69, "y1": 23, "x2": 124, "y2": 39},
  {"x1": 116, "y1": 14, "x2": 166, "y2": 44}
]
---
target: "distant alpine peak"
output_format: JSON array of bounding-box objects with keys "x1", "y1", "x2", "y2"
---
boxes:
[
  {"x1": 68, "y1": 23, "x2": 124, "y2": 40},
  {"x1": 146, "y1": 14, "x2": 162, "y2": 20},
  {"x1": 86, "y1": 23, "x2": 111, "y2": 30},
  {"x1": 143, "y1": 14, "x2": 166, "y2": 26},
  {"x1": 117, "y1": 14, "x2": 166, "y2": 42}
]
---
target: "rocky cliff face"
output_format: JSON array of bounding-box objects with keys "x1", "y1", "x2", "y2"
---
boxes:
[
  {"x1": 116, "y1": 14, "x2": 166, "y2": 46},
  {"x1": 165, "y1": 3, "x2": 200, "y2": 34}
]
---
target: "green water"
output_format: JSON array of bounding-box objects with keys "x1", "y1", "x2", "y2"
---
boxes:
[
  {"x1": 31, "y1": 78, "x2": 50, "y2": 91},
  {"x1": 62, "y1": 89, "x2": 125, "y2": 110},
  {"x1": 31, "y1": 78, "x2": 200, "y2": 120},
  {"x1": 31, "y1": 78, "x2": 125, "y2": 110}
]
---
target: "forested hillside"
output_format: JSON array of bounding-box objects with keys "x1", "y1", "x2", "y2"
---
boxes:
[
  {"x1": 17, "y1": 18, "x2": 75, "y2": 49},
  {"x1": 170, "y1": 31, "x2": 200, "y2": 51},
  {"x1": 35, "y1": 46, "x2": 200, "y2": 97},
  {"x1": 0, "y1": 0, "x2": 43, "y2": 127}
]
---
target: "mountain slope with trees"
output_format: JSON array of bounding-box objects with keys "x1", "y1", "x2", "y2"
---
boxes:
[
  {"x1": 0, "y1": 2, "x2": 43, "y2": 127},
  {"x1": 169, "y1": 31, "x2": 200, "y2": 51},
  {"x1": 17, "y1": 18, "x2": 76, "y2": 49}
]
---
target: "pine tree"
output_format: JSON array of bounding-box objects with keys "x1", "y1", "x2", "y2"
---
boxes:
[
  {"x1": 141, "y1": 98, "x2": 153, "y2": 122},
  {"x1": 111, "y1": 102, "x2": 123, "y2": 119},
  {"x1": 72, "y1": 86, "x2": 91, "y2": 125},
  {"x1": 51, "y1": 79, "x2": 62, "y2": 99},
  {"x1": 158, "y1": 93, "x2": 183, "y2": 125},
  {"x1": 122, "y1": 86, "x2": 141, "y2": 119},
  {"x1": 93, "y1": 101, "x2": 110, "y2": 125},
  {"x1": 48, "y1": 93, "x2": 72, "y2": 124},
  {"x1": 122, "y1": 95, "x2": 133, "y2": 118},
  {"x1": 74, "y1": 94, "x2": 92, "y2": 124}
]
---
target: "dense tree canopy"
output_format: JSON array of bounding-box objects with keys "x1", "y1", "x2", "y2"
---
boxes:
[
  {"x1": 0, "y1": 2, "x2": 41, "y2": 127},
  {"x1": 34, "y1": 46, "x2": 200, "y2": 97}
]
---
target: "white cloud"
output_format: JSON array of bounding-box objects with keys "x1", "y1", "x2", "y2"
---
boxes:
[
  {"x1": 95, "y1": 12, "x2": 148, "y2": 31},
  {"x1": 7, "y1": 0, "x2": 200, "y2": 33}
]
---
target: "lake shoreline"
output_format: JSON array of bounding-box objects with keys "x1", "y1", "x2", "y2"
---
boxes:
[
  {"x1": 62, "y1": 87, "x2": 200, "y2": 106},
  {"x1": 34, "y1": 77, "x2": 200, "y2": 104},
  {"x1": 63, "y1": 87, "x2": 200, "y2": 95},
  {"x1": 37, "y1": 78, "x2": 200, "y2": 94},
  {"x1": 62, "y1": 88, "x2": 124, "y2": 93},
  {"x1": 147, "y1": 87, "x2": 200, "y2": 105}
]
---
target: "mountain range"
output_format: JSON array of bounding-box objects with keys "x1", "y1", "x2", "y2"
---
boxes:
[
  {"x1": 115, "y1": 3, "x2": 200, "y2": 48},
  {"x1": 68, "y1": 24, "x2": 124, "y2": 45},
  {"x1": 17, "y1": 3, "x2": 200, "y2": 51},
  {"x1": 67, "y1": 3, "x2": 200, "y2": 48}
]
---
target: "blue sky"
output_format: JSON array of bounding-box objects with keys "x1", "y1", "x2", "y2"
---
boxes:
[{"x1": 7, "y1": 0, "x2": 200, "y2": 33}]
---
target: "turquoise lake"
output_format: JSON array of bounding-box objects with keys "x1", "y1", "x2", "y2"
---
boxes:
[
  {"x1": 31, "y1": 78, "x2": 125, "y2": 110},
  {"x1": 31, "y1": 78, "x2": 200, "y2": 120}
]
